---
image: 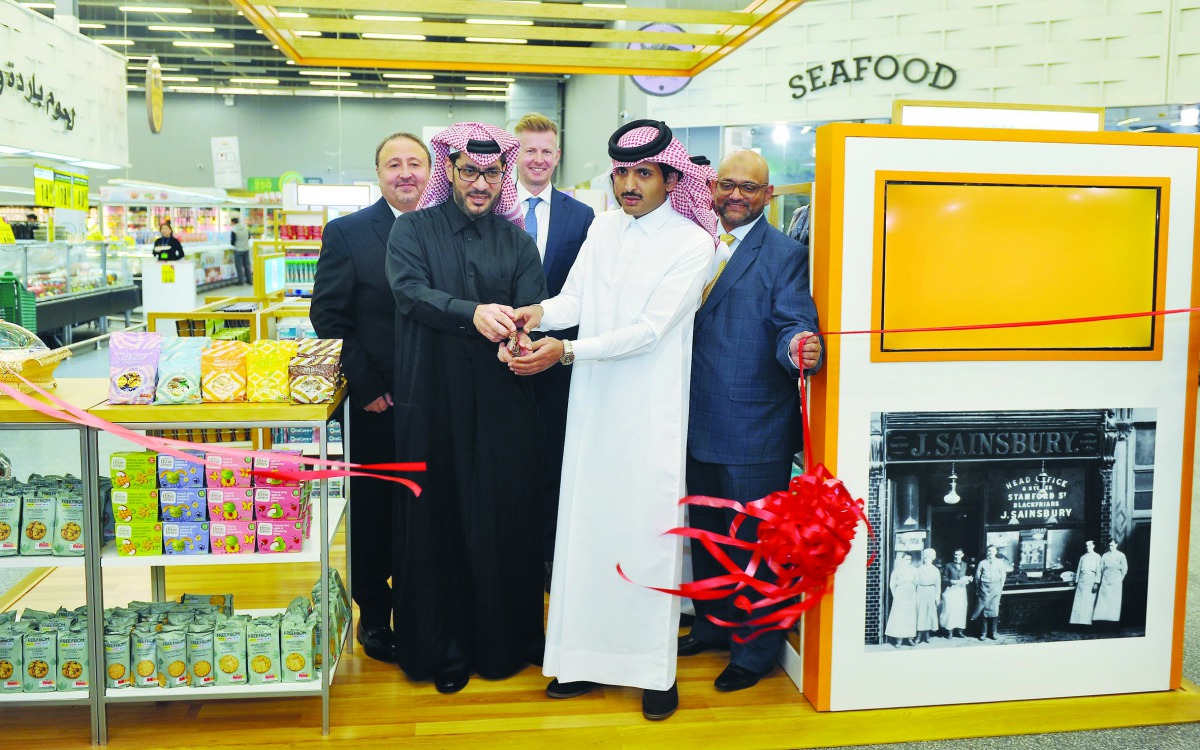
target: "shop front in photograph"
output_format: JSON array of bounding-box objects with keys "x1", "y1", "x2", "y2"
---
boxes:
[{"x1": 864, "y1": 408, "x2": 1154, "y2": 650}]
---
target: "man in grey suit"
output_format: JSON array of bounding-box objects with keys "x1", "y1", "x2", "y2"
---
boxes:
[
  {"x1": 310, "y1": 132, "x2": 431, "y2": 663},
  {"x1": 679, "y1": 149, "x2": 822, "y2": 692}
]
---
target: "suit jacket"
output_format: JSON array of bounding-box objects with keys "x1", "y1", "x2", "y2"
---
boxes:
[
  {"x1": 689, "y1": 217, "x2": 821, "y2": 465},
  {"x1": 310, "y1": 198, "x2": 398, "y2": 410},
  {"x1": 531, "y1": 187, "x2": 594, "y2": 379}
]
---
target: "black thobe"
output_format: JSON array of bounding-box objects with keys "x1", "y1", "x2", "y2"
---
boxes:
[{"x1": 385, "y1": 199, "x2": 547, "y2": 681}]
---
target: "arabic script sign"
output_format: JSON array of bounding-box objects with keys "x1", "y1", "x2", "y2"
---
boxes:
[{"x1": 0, "y1": 61, "x2": 76, "y2": 131}]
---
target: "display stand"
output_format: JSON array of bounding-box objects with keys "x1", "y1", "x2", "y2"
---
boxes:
[
  {"x1": 84, "y1": 389, "x2": 352, "y2": 743},
  {"x1": 140, "y1": 260, "x2": 198, "y2": 319}
]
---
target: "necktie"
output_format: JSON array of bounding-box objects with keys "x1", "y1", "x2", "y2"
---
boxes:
[
  {"x1": 524, "y1": 196, "x2": 542, "y2": 244},
  {"x1": 702, "y1": 233, "x2": 736, "y2": 304}
]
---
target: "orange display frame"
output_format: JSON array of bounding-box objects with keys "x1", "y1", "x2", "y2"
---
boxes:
[{"x1": 803, "y1": 123, "x2": 1200, "y2": 713}]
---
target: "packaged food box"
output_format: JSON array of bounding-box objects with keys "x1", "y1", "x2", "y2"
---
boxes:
[
  {"x1": 157, "y1": 450, "x2": 206, "y2": 489},
  {"x1": 163, "y1": 521, "x2": 210, "y2": 555},
  {"x1": 111, "y1": 489, "x2": 159, "y2": 524},
  {"x1": 205, "y1": 453, "x2": 253, "y2": 488},
  {"x1": 115, "y1": 522, "x2": 163, "y2": 556},
  {"x1": 289, "y1": 356, "x2": 339, "y2": 404},
  {"x1": 210, "y1": 521, "x2": 256, "y2": 555},
  {"x1": 206, "y1": 488, "x2": 255, "y2": 522},
  {"x1": 256, "y1": 520, "x2": 305, "y2": 553},
  {"x1": 253, "y1": 485, "x2": 309, "y2": 521},
  {"x1": 22, "y1": 629, "x2": 57, "y2": 692},
  {"x1": 110, "y1": 451, "x2": 158, "y2": 489},
  {"x1": 160, "y1": 488, "x2": 206, "y2": 522},
  {"x1": 52, "y1": 494, "x2": 86, "y2": 557},
  {"x1": 0, "y1": 495, "x2": 18, "y2": 556},
  {"x1": 252, "y1": 450, "x2": 304, "y2": 486},
  {"x1": 56, "y1": 626, "x2": 90, "y2": 692},
  {"x1": 20, "y1": 495, "x2": 55, "y2": 556}
]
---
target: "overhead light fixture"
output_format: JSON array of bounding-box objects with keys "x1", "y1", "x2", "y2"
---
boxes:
[
  {"x1": 124, "y1": 55, "x2": 152, "y2": 61},
  {"x1": 383, "y1": 73, "x2": 434, "y2": 80},
  {"x1": 20, "y1": 2, "x2": 55, "y2": 8},
  {"x1": 465, "y1": 86, "x2": 507, "y2": 92},
  {"x1": 72, "y1": 160, "x2": 123, "y2": 170},
  {"x1": 353, "y1": 15, "x2": 422, "y2": 22},
  {"x1": 1181, "y1": 107, "x2": 1200, "y2": 127},
  {"x1": 362, "y1": 33, "x2": 426, "y2": 41},
  {"x1": 583, "y1": 2, "x2": 627, "y2": 7},
  {"x1": 27, "y1": 150, "x2": 81, "y2": 162},
  {"x1": 0, "y1": 146, "x2": 30, "y2": 155},
  {"x1": 465, "y1": 76, "x2": 515, "y2": 83},
  {"x1": 1116, "y1": 117, "x2": 1141, "y2": 126},
  {"x1": 276, "y1": 11, "x2": 309, "y2": 18},
  {"x1": 293, "y1": 30, "x2": 322, "y2": 37},
  {"x1": 309, "y1": 80, "x2": 357, "y2": 87},
  {"x1": 148, "y1": 25, "x2": 215, "y2": 33},
  {"x1": 129, "y1": 65, "x2": 180, "y2": 72},
  {"x1": 79, "y1": 22, "x2": 107, "y2": 29},
  {"x1": 799, "y1": 125, "x2": 813, "y2": 135},
  {"x1": 772, "y1": 124, "x2": 789, "y2": 145},
  {"x1": 109, "y1": 179, "x2": 222, "y2": 200},
  {"x1": 97, "y1": 39, "x2": 135, "y2": 46},
  {"x1": 465, "y1": 37, "x2": 527, "y2": 44},
  {"x1": 118, "y1": 5, "x2": 191, "y2": 13},
  {"x1": 230, "y1": 78, "x2": 279, "y2": 85},
  {"x1": 161, "y1": 76, "x2": 200, "y2": 82},
  {"x1": 173, "y1": 41, "x2": 234, "y2": 48},
  {"x1": 299, "y1": 70, "x2": 350, "y2": 77},
  {"x1": 943, "y1": 463, "x2": 961, "y2": 505},
  {"x1": 168, "y1": 86, "x2": 217, "y2": 94},
  {"x1": 465, "y1": 18, "x2": 533, "y2": 25},
  {"x1": 286, "y1": 60, "x2": 295, "y2": 65},
  {"x1": 464, "y1": 94, "x2": 508, "y2": 101},
  {"x1": 0, "y1": 185, "x2": 36, "y2": 195},
  {"x1": 388, "y1": 84, "x2": 436, "y2": 90}
]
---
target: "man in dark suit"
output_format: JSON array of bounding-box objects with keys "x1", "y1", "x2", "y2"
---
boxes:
[
  {"x1": 680, "y1": 149, "x2": 822, "y2": 692},
  {"x1": 310, "y1": 131, "x2": 431, "y2": 663},
  {"x1": 512, "y1": 113, "x2": 595, "y2": 588}
]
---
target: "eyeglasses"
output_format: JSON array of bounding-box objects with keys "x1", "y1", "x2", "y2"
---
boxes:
[
  {"x1": 453, "y1": 165, "x2": 505, "y2": 184},
  {"x1": 712, "y1": 179, "x2": 765, "y2": 197}
]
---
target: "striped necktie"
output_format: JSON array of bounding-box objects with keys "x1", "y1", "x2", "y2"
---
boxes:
[{"x1": 702, "y1": 233, "x2": 736, "y2": 304}]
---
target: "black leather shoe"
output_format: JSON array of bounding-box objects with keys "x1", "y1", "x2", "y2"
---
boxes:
[
  {"x1": 356, "y1": 622, "x2": 397, "y2": 664},
  {"x1": 714, "y1": 664, "x2": 761, "y2": 692},
  {"x1": 434, "y1": 668, "x2": 470, "y2": 694},
  {"x1": 642, "y1": 682, "x2": 678, "y2": 721},
  {"x1": 677, "y1": 634, "x2": 725, "y2": 657},
  {"x1": 545, "y1": 678, "x2": 596, "y2": 699}
]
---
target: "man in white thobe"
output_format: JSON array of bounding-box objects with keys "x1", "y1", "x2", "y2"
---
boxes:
[{"x1": 502, "y1": 120, "x2": 717, "y2": 721}]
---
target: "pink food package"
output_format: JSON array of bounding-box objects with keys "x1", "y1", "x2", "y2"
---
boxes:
[
  {"x1": 209, "y1": 521, "x2": 257, "y2": 554},
  {"x1": 256, "y1": 520, "x2": 305, "y2": 553},
  {"x1": 205, "y1": 453, "x2": 253, "y2": 488},
  {"x1": 252, "y1": 485, "x2": 309, "y2": 521},
  {"x1": 252, "y1": 450, "x2": 304, "y2": 486},
  {"x1": 205, "y1": 488, "x2": 255, "y2": 522}
]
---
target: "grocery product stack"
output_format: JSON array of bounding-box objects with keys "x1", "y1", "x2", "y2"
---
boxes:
[
  {"x1": 109, "y1": 449, "x2": 315, "y2": 557},
  {"x1": 0, "y1": 474, "x2": 86, "y2": 558},
  {"x1": 0, "y1": 607, "x2": 89, "y2": 693}
]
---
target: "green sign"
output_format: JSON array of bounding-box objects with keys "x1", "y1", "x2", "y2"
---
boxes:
[{"x1": 247, "y1": 176, "x2": 280, "y2": 192}]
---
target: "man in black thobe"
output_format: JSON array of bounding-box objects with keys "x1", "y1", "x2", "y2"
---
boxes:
[{"x1": 385, "y1": 122, "x2": 547, "y2": 694}]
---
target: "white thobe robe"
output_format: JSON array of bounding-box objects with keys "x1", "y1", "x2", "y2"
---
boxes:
[{"x1": 540, "y1": 201, "x2": 712, "y2": 691}]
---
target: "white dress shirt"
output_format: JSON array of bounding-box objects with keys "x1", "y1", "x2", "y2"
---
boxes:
[
  {"x1": 516, "y1": 181, "x2": 553, "y2": 261},
  {"x1": 711, "y1": 212, "x2": 763, "y2": 278}
]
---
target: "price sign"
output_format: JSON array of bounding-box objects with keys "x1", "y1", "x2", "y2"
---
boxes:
[
  {"x1": 161, "y1": 264, "x2": 175, "y2": 283},
  {"x1": 34, "y1": 165, "x2": 55, "y2": 207},
  {"x1": 71, "y1": 173, "x2": 89, "y2": 211},
  {"x1": 54, "y1": 171, "x2": 73, "y2": 209},
  {"x1": 0, "y1": 219, "x2": 15, "y2": 244}
]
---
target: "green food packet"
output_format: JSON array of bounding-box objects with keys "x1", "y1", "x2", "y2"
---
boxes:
[
  {"x1": 213, "y1": 615, "x2": 249, "y2": 687},
  {"x1": 57, "y1": 624, "x2": 89, "y2": 692},
  {"x1": 156, "y1": 624, "x2": 189, "y2": 689},
  {"x1": 130, "y1": 623, "x2": 159, "y2": 688},
  {"x1": 186, "y1": 620, "x2": 217, "y2": 688},
  {"x1": 22, "y1": 628, "x2": 57, "y2": 692},
  {"x1": 246, "y1": 616, "x2": 281, "y2": 686}
]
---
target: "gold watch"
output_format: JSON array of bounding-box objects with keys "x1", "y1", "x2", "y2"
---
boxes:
[{"x1": 559, "y1": 339, "x2": 575, "y2": 366}]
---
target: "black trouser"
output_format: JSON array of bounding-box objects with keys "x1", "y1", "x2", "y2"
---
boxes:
[
  {"x1": 233, "y1": 250, "x2": 252, "y2": 286},
  {"x1": 349, "y1": 407, "x2": 396, "y2": 628}
]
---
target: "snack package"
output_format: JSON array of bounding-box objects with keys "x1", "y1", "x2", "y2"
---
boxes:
[
  {"x1": 109, "y1": 331, "x2": 162, "y2": 405},
  {"x1": 280, "y1": 615, "x2": 317, "y2": 683},
  {"x1": 156, "y1": 450, "x2": 206, "y2": 489},
  {"x1": 201, "y1": 340, "x2": 249, "y2": 403},
  {"x1": 110, "y1": 452, "x2": 158, "y2": 490},
  {"x1": 154, "y1": 337, "x2": 209, "y2": 405},
  {"x1": 206, "y1": 488, "x2": 254, "y2": 522},
  {"x1": 246, "y1": 617, "x2": 281, "y2": 685},
  {"x1": 289, "y1": 355, "x2": 339, "y2": 404},
  {"x1": 247, "y1": 339, "x2": 298, "y2": 403},
  {"x1": 186, "y1": 620, "x2": 217, "y2": 688},
  {"x1": 111, "y1": 489, "x2": 159, "y2": 523},
  {"x1": 0, "y1": 495, "x2": 20, "y2": 556},
  {"x1": 160, "y1": 489, "x2": 206, "y2": 522},
  {"x1": 56, "y1": 623, "x2": 89, "y2": 692},
  {"x1": 205, "y1": 453, "x2": 253, "y2": 488},
  {"x1": 115, "y1": 522, "x2": 163, "y2": 557},
  {"x1": 156, "y1": 625, "x2": 189, "y2": 688},
  {"x1": 253, "y1": 485, "x2": 309, "y2": 520},
  {"x1": 210, "y1": 521, "x2": 256, "y2": 554},
  {"x1": 256, "y1": 520, "x2": 305, "y2": 553},
  {"x1": 20, "y1": 495, "x2": 55, "y2": 556},
  {"x1": 295, "y1": 339, "x2": 342, "y2": 360},
  {"x1": 130, "y1": 623, "x2": 159, "y2": 688},
  {"x1": 213, "y1": 616, "x2": 249, "y2": 687},
  {"x1": 163, "y1": 521, "x2": 210, "y2": 555},
  {"x1": 252, "y1": 451, "x2": 304, "y2": 487},
  {"x1": 181, "y1": 594, "x2": 234, "y2": 617},
  {"x1": 0, "y1": 624, "x2": 24, "y2": 692},
  {"x1": 52, "y1": 494, "x2": 86, "y2": 557},
  {"x1": 103, "y1": 626, "x2": 132, "y2": 689},
  {"x1": 22, "y1": 628, "x2": 57, "y2": 692}
]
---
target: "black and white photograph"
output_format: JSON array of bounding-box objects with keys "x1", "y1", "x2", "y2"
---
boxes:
[{"x1": 863, "y1": 408, "x2": 1155, "y2": 652}]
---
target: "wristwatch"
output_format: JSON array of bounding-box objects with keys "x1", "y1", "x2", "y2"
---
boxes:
[{"x1": 559, "y1": 339, "x2": 575, "y2": 366}]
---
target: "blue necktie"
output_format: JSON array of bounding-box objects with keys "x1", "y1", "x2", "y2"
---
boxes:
[{"x1": 524, "y1": 196, "x2": 542, "y2": 245}]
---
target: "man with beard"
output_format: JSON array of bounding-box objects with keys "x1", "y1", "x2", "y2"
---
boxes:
[
  {"x1": 311, "y1": 131, "x2": 430, "y2": 663},
  {"x1": 505, "y1": 119, "x2": 716, "y2": 721},
  {"x1": 678, "y1": 149, "x2": 821, "y2": 691},
  {"x1": 385, "y1": 122, "x2": 547, "y2": 694}
]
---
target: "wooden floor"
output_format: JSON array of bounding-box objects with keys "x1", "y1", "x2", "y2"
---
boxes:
[{"x1": 4, "y1": 532, "x2": 1200, "y2": 749}]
